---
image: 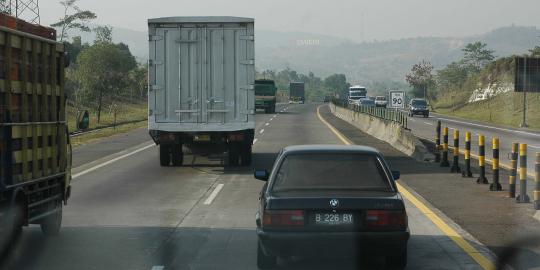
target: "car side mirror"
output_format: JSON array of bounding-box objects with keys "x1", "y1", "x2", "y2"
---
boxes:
[
  {"x1": 392, "y1": 171, "x2": 400, "y2": 181},
  {"x1": 254, "y1": 170, "x2": 269, "y2": 181}
]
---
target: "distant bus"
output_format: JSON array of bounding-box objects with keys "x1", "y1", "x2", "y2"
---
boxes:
[{"x1": 348, "y1": 85, "x2": 367, "y2": 104}]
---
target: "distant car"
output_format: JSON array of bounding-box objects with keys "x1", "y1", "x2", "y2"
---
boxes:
[
  {"x1": 359, "y1": 98, "x2": 376, "y2": 107},
  {"x1": 408, "y1": 98, "x2": 429, "y2": 117},
  {"x1": 368, "y1": 96, "x2": 376, "y2": 101},
  {"x1": 254, "y1": 145, "x2": 409, "y2": 269},
  {"x1": 375, "y1": 96, "x2": 388, "y2": 107}
]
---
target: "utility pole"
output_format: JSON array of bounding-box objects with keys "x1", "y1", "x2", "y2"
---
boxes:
[{"x1": 520, "y1": 56, "x2": 528, "y2": 128}]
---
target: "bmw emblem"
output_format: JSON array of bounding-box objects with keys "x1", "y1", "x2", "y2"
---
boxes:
[{"x1": 329, "y1": 199, "x2": 339, "y2": 208}]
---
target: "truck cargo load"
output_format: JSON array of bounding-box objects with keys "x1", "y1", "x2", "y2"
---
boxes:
[
  {"x1": 147, "y1": 16, "x2": 255, "y2": 167},
  {"x1": 0, "y1": 14, "x2": 70, "y2": 253}
]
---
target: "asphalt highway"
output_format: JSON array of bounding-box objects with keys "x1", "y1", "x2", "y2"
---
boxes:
[{"x1": 1, "y1": 103, "x2": 494, "y2": 270}]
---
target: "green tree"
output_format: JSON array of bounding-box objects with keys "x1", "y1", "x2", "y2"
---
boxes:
[
  {"x1": 405, "y1": 60, "x2": 434, "y2": 100},
  {"x1": 51, "y1": 0, "x2": 97, "y2": 42},
  {"x1": 75, "y1": 42, "x2": 137, "y2": 123},
  {"x1": 94, "y1": 25, "x2": 113, "y2": 44},
  {"x1": 436, "y1": 61, "x2": 469, "y2": 90},
  {"x1": 529, "y1": 46, "x2": 540, "y2": 57},
  {"x1": 324, "y1": 74, "x2": 350, "y2": 99},
  {"x1": 64, "y1": 36, "x2": 89, "y2": 66},
  {"x1": 462, "y1": 42, "x2": 495, "y2": 72}
]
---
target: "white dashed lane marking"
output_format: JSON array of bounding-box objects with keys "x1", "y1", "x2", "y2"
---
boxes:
[{"x1": 260, "y1": 129, "x2": 265, "y2": 134}]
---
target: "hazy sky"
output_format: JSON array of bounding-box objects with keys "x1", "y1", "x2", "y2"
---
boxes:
[{"x1": 40, "y1": 0, "x2": 540, "y2": 41}]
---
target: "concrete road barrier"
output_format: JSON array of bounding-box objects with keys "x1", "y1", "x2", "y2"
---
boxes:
[{"x1": 330, "y1": 104, "x2": 431, "y2": 161}]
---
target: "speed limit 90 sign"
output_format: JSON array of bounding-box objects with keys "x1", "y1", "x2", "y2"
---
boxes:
[{"x1": 389, "y1": 91, "x2": 405, "y2": 109}]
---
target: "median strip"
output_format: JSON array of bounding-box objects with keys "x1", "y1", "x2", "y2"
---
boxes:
[{"x1": 316, "y1": 105, "x2": 495, "y2": 270}]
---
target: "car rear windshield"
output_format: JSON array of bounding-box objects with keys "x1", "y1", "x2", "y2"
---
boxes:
[
  {"x1": 412, "y1": 100, "x2": 427, "y2": 106},
  {"x1": 376, "y1": 96, "x2": 386, "y2": 100},
  {"x1": 271, "y1": 153, "x2": 392, "y2": 193}
]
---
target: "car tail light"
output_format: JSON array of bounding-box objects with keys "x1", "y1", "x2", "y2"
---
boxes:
[
  {"x1": 364, "y1": 210, "x2": 406, "y2": 230},
  {"x1": 263, "y1": 210, "x2": 305, "y2": 227}
]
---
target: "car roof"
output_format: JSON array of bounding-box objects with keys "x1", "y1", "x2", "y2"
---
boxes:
[{"x1": 282, "y1": 145, "x2": 381, "y2": 155}]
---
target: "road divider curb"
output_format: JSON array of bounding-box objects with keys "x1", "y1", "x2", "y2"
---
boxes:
[{"x1": 329, "y1": 104, "x2": 432, "y2": 161}]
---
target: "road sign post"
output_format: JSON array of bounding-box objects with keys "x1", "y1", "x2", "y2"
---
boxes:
[{"x1": 388, "y1": 90, "x2": 405, "y2": 110}]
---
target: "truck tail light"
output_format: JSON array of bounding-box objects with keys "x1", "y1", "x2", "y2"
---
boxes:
[
  {"x1": 364, "y1": 210, "x2": 406, "y2": 230},
  {"x1": 263, "y1": 210, "x2": 305, "y2": 227},
  {"x1": 228, "y1": 133, "x2": 244, "y2": 142}
]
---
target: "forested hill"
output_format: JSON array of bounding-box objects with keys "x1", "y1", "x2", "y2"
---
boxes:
[{"x1": 70, "y1": 25, "x2": 539, "y2": 84}]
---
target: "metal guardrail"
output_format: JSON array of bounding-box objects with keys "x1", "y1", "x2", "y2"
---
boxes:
[{"x1": 332, "y1": 100, "x2": 408, "y2": 129}]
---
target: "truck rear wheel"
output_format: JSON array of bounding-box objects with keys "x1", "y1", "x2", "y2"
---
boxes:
[
  {"x1": 171, "y1": 144, "x2": 183, "y2": 166},
  {"x1": 41, "y1": 200, "x2": 62, "y2": 236},
  {"x1": 160, "y1": 144, "x2": 171, "y2": 166},
  {"x1": 240, "y1": 143, "x2": 252, "y2": 166},
  {"x1": 228, "y1": 143, "x2": 240, "y2": 166}
]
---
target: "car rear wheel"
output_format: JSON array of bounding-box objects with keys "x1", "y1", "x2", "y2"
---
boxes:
[
  {"x1": 257, "y1": 240, "x2": 276, "y2": 269},
  {"x1": 387, "y1": 248, "x2": 407, "y2": 269},
  {"x1": 159, "y1": 144, "x2": 171, "y2": 166}
]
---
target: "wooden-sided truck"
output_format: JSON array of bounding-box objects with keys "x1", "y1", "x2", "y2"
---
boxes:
[{"x1": 0, "y1": 13, "x2": 71, "y2": 252}]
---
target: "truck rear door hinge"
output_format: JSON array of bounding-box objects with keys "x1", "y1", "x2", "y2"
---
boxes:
[
  {"x1": 240, "y1": 60, "x2": 255, "y2": 65},
  {"x1": 240, "y1": 85, "x2": 254, "y2": 90},
  {"x1": 239, "y1": 35, "x2": 254, "y2": 41},
  {"x1": 149, "y1": 60, "x2": 163, "y2": 66},
  {"x1": 149, "y1": 35, "x2": 163, "y2": 41}
]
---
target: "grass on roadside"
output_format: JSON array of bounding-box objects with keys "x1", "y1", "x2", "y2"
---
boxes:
[
  {"x1": 434, "y1": 92, "x2": 540, "y2": 130},
  {"x1": 67, "y1": 101, "x2": 147, "y2": 133},
  {"x1": 70, "y1": 121, "x2": 147, "y2": 147}
]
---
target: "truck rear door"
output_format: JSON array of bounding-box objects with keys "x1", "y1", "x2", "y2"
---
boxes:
[{"x1": 152, "y1": 23, "x2": 254, "y2": 124}]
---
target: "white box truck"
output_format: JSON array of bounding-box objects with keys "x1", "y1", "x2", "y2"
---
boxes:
[{"x1": 147, "y1": 17, "x2": 255, "y2": 166}]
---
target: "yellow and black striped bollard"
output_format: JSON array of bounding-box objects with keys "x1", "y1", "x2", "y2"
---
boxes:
[
  {"x1": 476, "y1": 134, "x2": 488, "y2": 184},
  {"x1": 517, "y1": 144, "x2": 530, "y2": 203},
  {"x1": 440, "y1": 127, "x2": 450, "y2": 167},
  {"x1": 508, "y1": 143, "x2": 519, "y2": 198},
  {"x1": 489, "y1": 137, "x2": 502, "y2": 191},
  {"x1": 450, "y1": 130, "x2": 461, "y2": 173},
  {"x1": 435, "y1": 121, "x2": 441, "y2": 162},
  {"x1": 534, "y1": 153, "x2": 540, "y2": 209},
  {"x1": 462, "y1": 132, "x2": 473, "y2": 178}
]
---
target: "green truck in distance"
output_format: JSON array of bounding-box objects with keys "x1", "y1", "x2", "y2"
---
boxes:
[
  {"x1": 255, "y1": 79, "x2": 277, "y2": 114},
  {"x1": 289, "y1": 82, "x2": 305, "y2": 104}
]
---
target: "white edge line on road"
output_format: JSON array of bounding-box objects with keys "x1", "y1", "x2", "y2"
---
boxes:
[
  {"x1": 72, "y1": 143, "x2": 155, "y2": 179},
  {"x1": 260, "y1": 129, "x2": 265, "y2": 134},
  {"x1": 437, "y1": 116, "x2": 540, "y2": 138},
  {"x1": 203, "y1": 184, "x2": 224, "y2": 205},
  {"x1": 151, "y1": 266, "x2": 164, "y2": 270},
  {"x1": 530, "y1": 145, "x2": 540, "y2": 149},
  {"x1": 253, "y1": 138, "x2": 259, "y2": 144},
  {"x1": 423, "y1": 121, "x2": 434, "y2": 126}
]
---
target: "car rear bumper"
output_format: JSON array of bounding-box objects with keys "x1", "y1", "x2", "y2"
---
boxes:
[
  {"x1": 257, "y1": 228, "x2": 409, "y2": 257},
  {"x1": 410, "y1": 110, "x2": 429, "y2": 114}
]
